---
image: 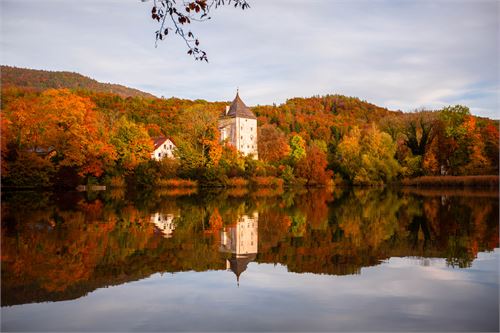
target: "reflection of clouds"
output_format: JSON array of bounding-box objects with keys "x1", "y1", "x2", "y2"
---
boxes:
[{"x1": 2, "y1": 251, "x2": 498, "y2": 331}]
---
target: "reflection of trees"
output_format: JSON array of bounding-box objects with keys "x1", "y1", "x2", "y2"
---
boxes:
[
  {"x1": 1, "y1": 193, "x2": 225, "y2": 306},
  {"x1": 256, "y1": 188, "x2": 498, "y2": 275},
  {"x1": 420, "y1": 195, "x2": 499, "y2": 268},
  {"x1": 337, "y1": 188, "x2": 401, "y2": 248},
  {"x1": 1, "y1": 188, "x2": 498, "y2": 306}
]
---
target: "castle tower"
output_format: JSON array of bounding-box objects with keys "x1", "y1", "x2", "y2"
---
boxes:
[{"x1": 218, "y1": 92, "x2": 258, "y2": 159}]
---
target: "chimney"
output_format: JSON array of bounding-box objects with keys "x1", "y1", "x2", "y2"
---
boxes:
[{"x1": 225, "y1": 105, "x2": 230, "y2": 115}]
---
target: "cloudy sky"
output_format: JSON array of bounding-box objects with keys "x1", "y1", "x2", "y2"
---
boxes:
[{"x1": 1, "y1": 0, "x2": 499, "y2": 118}]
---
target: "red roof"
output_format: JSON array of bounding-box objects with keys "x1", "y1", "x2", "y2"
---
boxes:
[{"x1": 152, "y1": 136, "x2": 175, "y2": 150}]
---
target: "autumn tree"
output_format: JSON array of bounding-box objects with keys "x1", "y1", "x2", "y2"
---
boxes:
[
  {"x1": 289, "y1": 135, "x2": 306, "y2": 164},
  {"x1": 1, "y1": 89, "x2": 117, "y2": 185},
  {"x1": 336, "y1": 125, "x2": 400, "y2": 185},
  {"x1": 437, "y1": 105, "x2": 479, "y2": 175},
  {"x1": 173, "y1": 104, "x2": 222, "y2": 177},
  {"x1": 482, "y1": 121, "x2": 499, "y2": 173},
  {"x1": 295, "y1": 145, "x2": 333, "y2": 185},
  {"x1": 461, "y1": 116, "x2": 489, "y2": 174},
  {"x1": 258, "y1": 124, "x2": 291, "y2": 163},
  {"x1": 218, "y1": 144, "x2": 245, "y2": 177},
  {"x1": 402, "y1": 111, "x2": 437, "y2": 157},
  {"x1": 110, "y1": 116, "x2": 152, "y2": 172},
  {"x1": 335, "y1": 126, "x2": 362, "y2": 181},
  {"x1": 398, "y1": 111, "x2": 438, "y2": 176}
]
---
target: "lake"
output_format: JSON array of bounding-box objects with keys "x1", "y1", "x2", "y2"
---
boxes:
[{"x1": 1, "y1": 187, "x2": 498, "y2": 331}]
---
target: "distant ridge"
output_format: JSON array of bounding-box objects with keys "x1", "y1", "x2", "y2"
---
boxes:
[{"x1": 1, "y1": 65, "x2": 156, "y2": 98}]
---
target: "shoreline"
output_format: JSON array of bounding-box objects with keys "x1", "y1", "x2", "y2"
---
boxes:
[{"x1": 1, "y1": 175, "x2": 499, "y2": 192}]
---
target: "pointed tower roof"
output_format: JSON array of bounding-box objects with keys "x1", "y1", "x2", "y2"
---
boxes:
[
  {"x1": 228, "y1": 253, "x2": 256, "y2": 286},
  {"x1": 225, "y1": 91, "x2": 257, "y2": 119}
]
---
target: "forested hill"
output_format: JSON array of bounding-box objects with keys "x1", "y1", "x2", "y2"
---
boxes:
[
  {"x1": 1, "y1": 66, "x2": 156, "y2": 98},
  {"x1": 2, "y1": 66, "x2": 498, "y2": 188}
]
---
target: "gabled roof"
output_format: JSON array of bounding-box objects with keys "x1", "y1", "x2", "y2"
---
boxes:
[
  {"x1": 152, "y1": 136, "x2": 175, "y2": 150},
  {"x1": 224, "y1": 92, "x2": 257, "y2": 119}
]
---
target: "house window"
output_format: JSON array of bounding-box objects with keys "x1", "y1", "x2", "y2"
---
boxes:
[
  {"x1": 247, "y1": 145, "x2": 249, "y2": 148},
  {"x1": 169, "y1": 144, "x2": 173, "y2": 149},
  {"x1": 164, "y1": 144, "x2": 166, "y2": 149},
  {"x1": 240, "y1": 136, "x2": 243, "y2": 140},
  {"x1": 158, "y1": 153, "x2": 161, "y2": 157}
]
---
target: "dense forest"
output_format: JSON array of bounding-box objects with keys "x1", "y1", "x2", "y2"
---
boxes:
[
  {"x1": 1, "y1": 66, "x2": 156, "y2": 98},
  {"x1": 1, "y1": 66, "x2": 498, "y2": 188}
]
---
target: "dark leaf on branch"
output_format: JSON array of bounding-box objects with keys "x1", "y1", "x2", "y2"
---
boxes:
[{"x1": 148, "y1": 0, "x2": 250, "y2": 62}]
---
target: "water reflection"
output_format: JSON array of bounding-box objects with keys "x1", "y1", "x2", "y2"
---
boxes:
[
  {"x1": 151, "y1": 212, "x2": 177, "y2": 238},
  {"x1": 220, "y1": 212, "x2": 259, "y2": 284},
  {"x1": 1, "y1": 187, "x2": 498, "y2": 308}
]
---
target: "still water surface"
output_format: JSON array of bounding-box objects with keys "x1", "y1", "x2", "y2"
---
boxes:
[{"x1": 1, "y1": 187, "x2": 498, "y2": 331}]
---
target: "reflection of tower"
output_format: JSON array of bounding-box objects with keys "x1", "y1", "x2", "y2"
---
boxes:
[
  {"x1": 150, "y1": 212, "x2": 176, "y2": 238},
  {"x1": 219, "y1": 212, "x2": 258, "y2": 285}
]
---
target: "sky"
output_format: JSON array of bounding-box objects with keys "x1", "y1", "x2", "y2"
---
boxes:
[{"x1": 1, "y1": 0, "x2": 499, "y2": 118}]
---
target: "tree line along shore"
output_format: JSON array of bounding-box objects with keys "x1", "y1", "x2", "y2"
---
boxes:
[{"x1": 1, "y1": 68, "x2": 498, "y2": 190}]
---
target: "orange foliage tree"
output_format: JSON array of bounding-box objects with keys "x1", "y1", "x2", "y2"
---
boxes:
[
  {"x1": 258, "y1": 124, "x2": 291, "y2": 163},
  {"x1": 1, "y1": 89, "x2": 117, "y2": 184},
  {"x1": 295, "y1": 145, "x2": 333, "y2": 185}
]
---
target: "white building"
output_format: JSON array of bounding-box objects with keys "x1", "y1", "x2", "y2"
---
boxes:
[
  {"x1": 220, "y1": 212, "x2": 259, "y2": 285},
  {"x1": 218, "y1": 92, "x2": 258, "y2": 159},
  {"x1": 151, "y1": 136, "x2": 176, "y2": 160},
  {"x1": 150, "y1": 212, "x2": 176, "y2": 238}
]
